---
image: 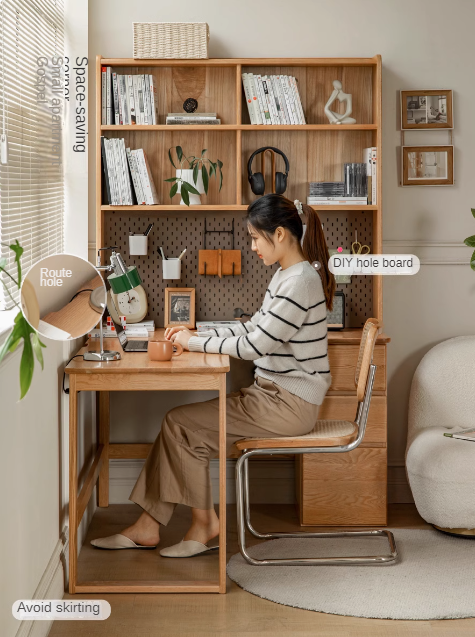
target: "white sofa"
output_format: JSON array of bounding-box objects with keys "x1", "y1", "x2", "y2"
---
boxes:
[{"x1": 405, "y1": 336, "x2": 475, "y2": 531}]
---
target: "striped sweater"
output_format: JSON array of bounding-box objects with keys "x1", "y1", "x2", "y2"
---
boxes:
[{"x1": 187, "y1": 260, "x2": 332, "y2": 405}]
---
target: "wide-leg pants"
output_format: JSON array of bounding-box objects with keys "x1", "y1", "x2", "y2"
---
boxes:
[{"x1": 128, "y1": 376, "x2": 320, "y2": 525}]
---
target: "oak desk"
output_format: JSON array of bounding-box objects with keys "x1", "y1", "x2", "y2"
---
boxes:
[{"x1": 65, "y1": 329, "x2": 230, "y2": 595}]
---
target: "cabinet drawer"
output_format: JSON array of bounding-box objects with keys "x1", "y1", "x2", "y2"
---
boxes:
[
  {"x1": 318, "y1": 395, "x2": 386, "y2": 445},
  {"x1": 297, "y1": 447, "x2": 387, "y2": 526},
  {"x1": 328, "y1": 344, "x2": 386, "y2": 392}
]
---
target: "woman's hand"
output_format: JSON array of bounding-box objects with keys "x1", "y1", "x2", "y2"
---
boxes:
[{"x1": 164, "y1": 326, "x2": 195, "y2": 351}]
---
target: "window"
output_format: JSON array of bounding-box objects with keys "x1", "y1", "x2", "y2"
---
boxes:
[{"x1": 0, "y1": 0, "x2": 65, "y2": 310}]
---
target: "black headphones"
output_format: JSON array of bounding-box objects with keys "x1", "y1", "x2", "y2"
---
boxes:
[{"x1": 247, "y1": 146, "x2": 290, "y2": 195}]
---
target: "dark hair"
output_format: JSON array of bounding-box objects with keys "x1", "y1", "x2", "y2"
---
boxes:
[{"x1": 246, "y1": 194, "x2": 336, "y2": 311}]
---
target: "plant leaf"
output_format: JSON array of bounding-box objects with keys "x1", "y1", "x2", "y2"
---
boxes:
[
  {"x1": 464, "y1": 235, "x2": 475, "y2": 248},
  {"x1": 202, "y1": 164, "x2": 209, "y2": 195},
  {"x1": 193, "y1": 163, "x2": 199, "y2": 185},
  {"x1": 170, "y1": 182, "x2": 178, "y2": 198},
  {"x1": 209, "y1": 161, "x2": 215, "y2": 178},
  {"x1": 164, "y1": 177, "x2": 177, "y2": 182},
  {"x1": 0, "y1": 257, "x2": 6, "y2": 269},
  {"x1": 9, "y1": 240, "x2": 23, "y2": 285},
  {"x1": 183, "y1": 181, "x2": 200, "y2": 196},
  {"x1": 176, "y1": 146, "x2": 183, "y2": 163},
  {"x1": 181, "y1": 184, "x2": 190, "y2": 206},
  {"x1": 0, "y1": 317, "x2": 22, "y2": 365},
  {"x1": 19, "y1": 328, "x2": 34, "y2": 400},
  {"x1": 168, "y1": 148, "x2": 177, "y2": 169},
  {"x1": 201, "y1": 149, "x2": 207, "y2": 157},
  {"x1": 471, "y1": 208, "x2": 475, "y2": 219},
  {"x1": 217, "y1": 160, "x2": 223, "y2": 192},
  {"x1": 31, "y1": 331, "x2": 46, "y2": 370}
]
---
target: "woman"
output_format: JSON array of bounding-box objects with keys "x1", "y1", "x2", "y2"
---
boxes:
[{"x1": 91, "y1": 194, "x2": 335, "y2": 556}]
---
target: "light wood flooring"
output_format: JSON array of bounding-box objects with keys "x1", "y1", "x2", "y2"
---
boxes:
[{"x1": 49, "y1": 503, "x2": 475, "y2": 637}]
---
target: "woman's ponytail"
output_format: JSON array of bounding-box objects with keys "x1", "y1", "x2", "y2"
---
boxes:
[{"x1": 301, "y1": 204, "x2": 336, "y2": 311}]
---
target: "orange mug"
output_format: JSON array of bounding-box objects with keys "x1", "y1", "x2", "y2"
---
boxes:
[{"x1": 148, "y1": 340, "x2": 183, "y2": 361}]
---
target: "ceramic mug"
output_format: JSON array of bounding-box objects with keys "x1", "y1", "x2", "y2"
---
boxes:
[{"x1": 148, "y1": 339, "x2": 183, "y2": 361}]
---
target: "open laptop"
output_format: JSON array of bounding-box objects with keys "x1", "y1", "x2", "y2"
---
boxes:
[{"x1": 112, "y1": 317, "x2": 149, "y2": 352}]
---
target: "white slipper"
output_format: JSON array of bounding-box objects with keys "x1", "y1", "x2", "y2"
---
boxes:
[
  {"x1": 90, "y1": 533, "x2": 158, "y2": 550},
  {"x1": 159, "y1": 539, "x2": 219, "y2": 558}
]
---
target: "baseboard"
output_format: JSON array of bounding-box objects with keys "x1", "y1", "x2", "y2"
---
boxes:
[{"x1": 109, "y1": 459, "x2": 414, "y2": 505}]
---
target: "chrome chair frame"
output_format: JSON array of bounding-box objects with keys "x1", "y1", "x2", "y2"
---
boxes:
[{"x1": 235, "y1": 363, "x2": 398, "y2": 566}]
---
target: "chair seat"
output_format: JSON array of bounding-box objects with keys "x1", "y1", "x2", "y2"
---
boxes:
[{"x1": 234, "y1": 420, "x2": 358, "y2": 451}]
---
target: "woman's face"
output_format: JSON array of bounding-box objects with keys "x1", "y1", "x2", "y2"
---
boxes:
[{"x1": 248, "y1": 224, "x2": 282, "y2": 266}]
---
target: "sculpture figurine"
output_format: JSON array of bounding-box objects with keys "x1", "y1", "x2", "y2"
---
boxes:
[{"x1": 324, "y1": 80, "x2": 356, "y2": 125}]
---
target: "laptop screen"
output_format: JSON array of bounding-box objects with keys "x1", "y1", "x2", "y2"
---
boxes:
[{"x1": 111, "y1": 317, "x2": 127, "y2": 347}]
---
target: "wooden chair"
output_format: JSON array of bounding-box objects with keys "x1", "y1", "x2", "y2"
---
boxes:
[{"x1": 234, "y1": 317, "x2": 398, "y2": 566}]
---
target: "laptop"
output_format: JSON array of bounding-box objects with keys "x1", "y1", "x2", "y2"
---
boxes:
[{"x1": 112, "y1": 318, "x2": 149, "y2": 352}]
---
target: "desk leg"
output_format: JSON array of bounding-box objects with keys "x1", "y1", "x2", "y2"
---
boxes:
[
  {"x1": 96, "y1": 391, "x2": 110, "y2": 507},
  {"x1": 68, "y1": 375, "x2": 78, "y2": 594},
  {"x1": 218, "y1": 374, "x2": 227, "y2": 594}
]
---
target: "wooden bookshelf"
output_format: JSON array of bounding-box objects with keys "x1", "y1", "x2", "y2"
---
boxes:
[{"x1": 95, "y1": 55, "x2": 387, "y2": 527}]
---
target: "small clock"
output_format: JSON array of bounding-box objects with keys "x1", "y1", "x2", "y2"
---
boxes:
[{"x1": 183, "y1": 98, "x2": 198, "y2": 113}]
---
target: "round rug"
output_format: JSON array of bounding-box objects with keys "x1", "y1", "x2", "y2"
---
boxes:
[{"x1": 226, "y1": 528, "x2": 475, "y2": 620}]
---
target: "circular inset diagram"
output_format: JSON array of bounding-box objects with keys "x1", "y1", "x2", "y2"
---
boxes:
[{"x1": 20, "y1": 254, "x2": 106, "y2": 341}]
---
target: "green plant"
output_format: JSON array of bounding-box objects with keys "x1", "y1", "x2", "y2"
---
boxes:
[
  {"x1": 464, "y1": 208, "x2": 475, "y2": 271},
  {"x1": 165, "y1": 145, "x2": 223, "y2": 206},
  {"x1": 0, "y1": 241, "x2": 46, "y2": 399}
]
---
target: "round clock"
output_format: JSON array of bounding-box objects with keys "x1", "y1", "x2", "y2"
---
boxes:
[{"x1": 183, "y1": 98, "x2": 198, "y2": 113}]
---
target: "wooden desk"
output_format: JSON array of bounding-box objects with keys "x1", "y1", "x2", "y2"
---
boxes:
[{"x1": 65, "y1": 329, "x2": 230, "y2": 594}]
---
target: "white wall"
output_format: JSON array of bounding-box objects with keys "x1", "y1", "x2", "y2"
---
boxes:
[{"x1": 88, "y1": 0, "x2": 475, "y2": 497}]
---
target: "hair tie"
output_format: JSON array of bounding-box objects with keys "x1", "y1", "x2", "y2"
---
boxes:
[{"x1": 294, "y1": 199, "x2": 304, "y2": 216}]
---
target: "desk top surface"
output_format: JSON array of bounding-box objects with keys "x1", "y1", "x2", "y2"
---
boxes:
[{"x1": 65, "y1": 327, "x2": 389, "y2": 375}]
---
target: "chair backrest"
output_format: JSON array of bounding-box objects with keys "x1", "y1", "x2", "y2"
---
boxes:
[{"x1": 355, "y1": 318, "x2": 381, "y2": 402}]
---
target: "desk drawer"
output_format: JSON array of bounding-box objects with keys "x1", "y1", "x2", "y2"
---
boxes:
[
  {"x1": 328, "y1": 344, "x2": 386, "y2": 392},
  {"x1": 318, "y1": 395, "x2": 386, "y2": 445}
]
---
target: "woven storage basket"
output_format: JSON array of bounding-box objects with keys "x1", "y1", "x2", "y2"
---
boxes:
[{"x1": 133, "y1": 22, "x2": 209, "y2": 59}]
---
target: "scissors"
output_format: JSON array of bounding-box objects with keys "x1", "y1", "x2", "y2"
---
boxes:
[{"x1": 351, "y1": 231, "x2": 370, "y2": 255}]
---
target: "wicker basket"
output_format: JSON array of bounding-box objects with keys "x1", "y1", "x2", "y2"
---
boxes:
[{"x1": 133, "y1": 22, "x2": 209, "y2": 59}]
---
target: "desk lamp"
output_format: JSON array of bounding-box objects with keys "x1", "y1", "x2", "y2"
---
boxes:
[{"x1": 83, "y1": 287, "x2": 121, "y2": 361}]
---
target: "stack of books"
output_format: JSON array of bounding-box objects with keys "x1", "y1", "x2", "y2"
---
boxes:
[
  {"x1": 101, "y1": 66, "x2": 158, "y2": 125},
  {"x1": 307, "y1": 147, "x2": 378, "y2": 206},
  {"x1": 242, "y1": 73, "x2": 306, "y2": 125},
  {"x1": 166, "y1": 112, "x2": 220, "y2": 125},
  {"x1": 101, "y1": 136, "x2": 159, "y2": 205}
]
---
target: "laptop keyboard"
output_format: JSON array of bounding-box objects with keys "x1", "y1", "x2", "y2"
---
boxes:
[{"x1": 126, "y1": 341, "x2": 147, "y2": 350}]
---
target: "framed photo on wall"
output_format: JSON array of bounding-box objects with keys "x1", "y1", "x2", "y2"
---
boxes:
[
  {"x1": 402, "y1": 146, "x2": 454, "y2": 186},
  {"x1": 164, "y1": 287, "x2": 196, "y2": 329},
  {"x1": 401, "y1": 90, "x2": 453, "y2": 129}
]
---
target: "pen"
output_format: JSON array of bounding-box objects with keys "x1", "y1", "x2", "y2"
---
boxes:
[
  {"x1": 159, "y1": 247, "x2": 167, "y2": 260},
  {"x1": 178, "y1": 248, "x2": 187, "y2": 260},
  {"x1": 144, "y1": 223, "x2": 153, "y2": 236}
]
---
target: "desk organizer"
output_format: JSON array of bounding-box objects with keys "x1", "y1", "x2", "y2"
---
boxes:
[{"x1": 106, "y1": 210, "x2": 372, "y2": 327}]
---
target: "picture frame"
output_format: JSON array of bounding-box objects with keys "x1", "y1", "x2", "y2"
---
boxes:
[
  {"x1": 400, "y1": 90, "x2": 453, "y2": 129},
  {"x1": 402, "y1": 145, "x2": 454, "y2": 186},
  {"x1": 164, "y1": 287, "x2": 196, "y2": 329}
]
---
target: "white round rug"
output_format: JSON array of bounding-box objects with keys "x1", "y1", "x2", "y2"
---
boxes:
[{"x1": 227, "y1": 528, "x2": 475, "y2": 619}]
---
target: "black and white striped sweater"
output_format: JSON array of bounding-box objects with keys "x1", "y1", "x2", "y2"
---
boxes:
[{"x1": 187, "y1": 260, "x2": 332, "y2": 405}]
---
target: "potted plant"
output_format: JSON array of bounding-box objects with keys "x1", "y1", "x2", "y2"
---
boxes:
[
  {"x1": 0, "y1": 240, "x2": 46, "y2": 399},
  {"x1": 165, "y1": 146, "x2": 223, "y2": 206},
  {"x1": 465, "y1": 208, "x2": 475, "y2": 271}
]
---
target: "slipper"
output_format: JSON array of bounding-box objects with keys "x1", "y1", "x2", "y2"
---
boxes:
[
  {"x1": 90, "y1": 533, "x2": 158, "y2": 550},
  {"x1": 159, "y1": 539, "x2": 219, "y2": 558}
]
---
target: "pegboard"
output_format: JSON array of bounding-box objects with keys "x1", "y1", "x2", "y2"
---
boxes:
[{"x1": 104, "y1": 210, "x2": 372, "y2": 328}]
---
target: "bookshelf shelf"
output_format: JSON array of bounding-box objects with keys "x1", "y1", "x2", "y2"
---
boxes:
[
  {"x1": 100, "y1": 124, "x2": 378, "y2": 132},
  {"x1": 100, "y1": 204, "x2": 378, "y2": 212}
]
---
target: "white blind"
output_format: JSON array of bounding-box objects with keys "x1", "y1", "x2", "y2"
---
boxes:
[{"x1": 0, "y1": 0, "x2": 65, "y2": 310}]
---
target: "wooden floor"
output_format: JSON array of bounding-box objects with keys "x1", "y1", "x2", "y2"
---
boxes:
[{"x1": 49, "y1": 503, "x2": 475, "y2": 636}]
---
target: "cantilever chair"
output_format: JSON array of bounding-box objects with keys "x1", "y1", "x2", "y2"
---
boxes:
[{"x1": 234, "y1": 317, "x2": 398, "y2": 566}]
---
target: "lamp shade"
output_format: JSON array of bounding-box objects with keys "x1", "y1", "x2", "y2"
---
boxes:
[{"x1": 108, "y1": 266, "x2": 142, "y2": 294}]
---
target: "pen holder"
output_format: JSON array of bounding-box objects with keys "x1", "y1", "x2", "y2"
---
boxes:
[
  {"x1": 162, "y1": 258, "x2": 181, "y2": 280},
  {"x1": 129, "y1": 235, "x2": 148, "y2": 256}
]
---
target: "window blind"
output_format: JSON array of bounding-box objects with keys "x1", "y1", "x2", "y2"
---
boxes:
[{"x1": 0, "y1": 0, "x2": 65, "y2": 310}]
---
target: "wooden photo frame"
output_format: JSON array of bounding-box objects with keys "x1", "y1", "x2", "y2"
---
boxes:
[
  {"x1": 402, "y1": 146, "x2": 454, "y2": 186},
  {"x1": 400, "y1": 90, "x2": 453, "y2": 129},
  {"x1": 164, "y1": 288, "x2": 196, "y2": 328}
]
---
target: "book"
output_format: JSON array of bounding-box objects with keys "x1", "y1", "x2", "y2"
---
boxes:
[
  {"x1": 282, "y1": 75, "x2": 298, "y2": 125},
  {"x1": 143, "y1": 74, "x2": 151, "y2": 125},
  {"x1": 444, "y1": 428, "x2": 475, "y2": 442},
  {"x1": 265, "y1": 75, "x2": 279, "y2": 124},
  {"x1": 290, "y1": 76, "x2": 306, "y2": 124},
  {"x1": 196, "y1": 321, "x2": 241, "y2": 332},
  {"x1": 132, "y1": 76, "x2": 141, "y2": 125},
  {"x1": 307, "y1": 199, "x2": 368, "y2": 206},
  {"x1": 127, "y1": 75, "x2": 136, "y2": 125},
  {"x1": 101, "y1": 66, "x2": 107, "y2": 125},
  {"x1": 247, "y1": 74, "x2": 262, "y2": 125},
  {"x1": 112, "y1": 72, "x2": 120, "y2": 125},
  {"x1": 166, "y1": 118, "x2": 221, "y2": 125},
  {"x1": 275, "y1": 76, "x2": 290, "y2": 125},
  {"x1": 167, "y1": 112, "x2": 217, "y2": 117},
  {"x1": 371, "y1": 147, "x2": 377, "y2": 205},
  {"x1": 106, "y1": 67, "x2": 112, "y2": 125},
  {"x1": 261, "y1": 76, "x2": 277, "y2": 124},
  {"x1": 270, "y1": 76, "x2": 284, "y2": 124},
  {"x1": 100, "y1": 137, "x2": 112, "y2": 204},
  {"x1": 133, "y1": 148, "x2": 159, "y2": 204},
  {"x1": 149, "y1": 75, "x2": 158, "y2": 124},
  {"x1": 242, "y1": 73, "x2": 256, "y2": 125},
  {"x1": 363, "y1": 148, "x2": 373, "y2": 204},
  {"x1": 126, "y1": 147, "x2": 145, "y2": 204},
  {"x1": 137, "y1": 75, "x2": 145, "y2": 125},
  {"x1": 253, "y1": 75, "x2": 268, "y2": 124},
  {"x1": 119, "y1": 75, "x2": 129, "y2": 125},
  {"x1": 255, "y1": 75, "x2": 271, "y2": 124}
]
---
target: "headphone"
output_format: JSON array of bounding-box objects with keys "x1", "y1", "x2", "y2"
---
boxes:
[{"x1": 247, "y1": 146, "x2": 290, "y2": 195}]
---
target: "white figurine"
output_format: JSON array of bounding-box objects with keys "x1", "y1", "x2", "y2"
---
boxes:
[{"x1": 324, "y1": 80, "x2": 356, "y2": 125}]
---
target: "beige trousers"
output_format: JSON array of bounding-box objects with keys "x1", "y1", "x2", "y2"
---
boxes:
[{"x1": 128, "y1": 376, "x2": 320, "y2": 525}]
